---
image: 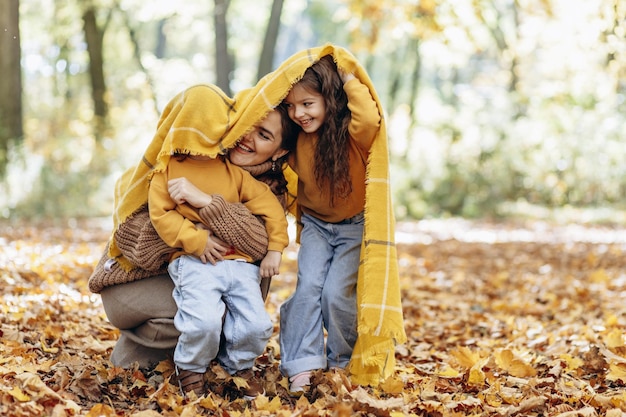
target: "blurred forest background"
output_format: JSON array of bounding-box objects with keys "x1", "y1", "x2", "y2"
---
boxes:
[{"x1": 0, "y1": 0, "x2": 624, "y2": 223}]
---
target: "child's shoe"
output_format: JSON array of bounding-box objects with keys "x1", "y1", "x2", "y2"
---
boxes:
[
  {"x1": 288, "y1": 371, "x2": 312, "y2": 396},
  {"x1": 175, "y1": 368, "x2": 206, "y2": 397},
  {"x1": 234, "y1": 368, "x2": 265, "y2": 400}
]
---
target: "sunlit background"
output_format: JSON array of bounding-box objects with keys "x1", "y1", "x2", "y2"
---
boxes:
[{"x1": 2, "y1": 0, "x2": 624, "y2": 222}]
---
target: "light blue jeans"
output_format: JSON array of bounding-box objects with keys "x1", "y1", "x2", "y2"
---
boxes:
[
  {"x1": 279, "y1": 212, "x2": 363, "y2": 377},
  {"x1": 168, "y1": 256, "x2": 273, "y2": 374}
]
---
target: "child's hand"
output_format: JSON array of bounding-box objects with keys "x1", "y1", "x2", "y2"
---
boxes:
[
  {"x1": 339, "y1": 70, "x2": 355, "y2": 84},
  {"x1": 168, "y1": 177, "x2": 213, "y2": 207},
  {"x1": 259, "y1": 250, "x2": 282, "y2": 279}
]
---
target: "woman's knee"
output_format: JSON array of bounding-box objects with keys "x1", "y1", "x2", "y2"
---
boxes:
[{"x1": 101, "y1": 274, "x2": 176, "y2": 329}]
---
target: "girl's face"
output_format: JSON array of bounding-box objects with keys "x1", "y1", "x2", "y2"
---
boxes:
[
  {"x1": 228, "y1": 109, "x2": 288, "y2": 167},
  {"x1": 283, "y1": 84, "x2": 326, "y2": 134}
]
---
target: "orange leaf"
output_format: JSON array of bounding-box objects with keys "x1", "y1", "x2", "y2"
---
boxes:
[{"x1": 85, "y1": 404, "x2": 116, "y2": 417}]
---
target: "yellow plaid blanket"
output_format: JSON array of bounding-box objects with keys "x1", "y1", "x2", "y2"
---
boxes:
[{"x1": 109, "y1": 43, "x2": 406, "y2": 385}]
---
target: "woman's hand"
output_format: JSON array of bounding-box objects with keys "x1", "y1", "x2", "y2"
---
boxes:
[
  {"x1": 259, "y1": 250, "x2": 282, "y2": 279},
  {"x1": 199, "y1": 226, "x2": 233, "y2": 264},
  {"x1": 168, "y1": 177, "x2": 213, "y2": 207}
]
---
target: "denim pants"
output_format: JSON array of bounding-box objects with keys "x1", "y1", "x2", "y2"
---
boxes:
[
  {"x1": 279, "y1": 212, "x2": 363, "y2": 377},
  {"x1": 168, "y1": 256, "x2": 273, "y2": 374}
]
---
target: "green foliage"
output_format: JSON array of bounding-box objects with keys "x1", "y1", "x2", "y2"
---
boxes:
[{"x1": 5, "y1": 0, "x2": 626, "y2": 222}]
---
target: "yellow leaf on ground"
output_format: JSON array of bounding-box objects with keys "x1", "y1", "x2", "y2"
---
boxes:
[
  {"x1": 8, "y1": 386, "x2": 30, "y2": 402},
  {"x1": 380, "y1": 375, "x2": 404, "y2": 394},
  {"x1": 604, "y1": 329, "x2": 625, "y2": 348},
  {"x1": 198, "y1": 394, "x2": 219, "y2": 411},
  {"x1": 450, "y1": 346, "x2": 481, "y2": 369},
  {"x1": 606, "y1": 363, "x2": 626, "y2": 382},
  {"x1": 253, "y1": 394, "x2": 282, "y2": 412},
  {"x1": 560, "y1": 354, "x2": 584, "y2": 372},
  {"x1": 468, "y1": 364, "x2": 486, "y2": 386},
  {"x1": 437, "y1": 366, "x2": 461, "y2": 378},
  {"x1": 495, "y1": 349, "x2": 537, "y2": 377}
]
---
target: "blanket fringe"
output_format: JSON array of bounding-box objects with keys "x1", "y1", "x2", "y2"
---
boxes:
[{"x1": 348, "y1": 335, "x2": 397, "y2": 386}]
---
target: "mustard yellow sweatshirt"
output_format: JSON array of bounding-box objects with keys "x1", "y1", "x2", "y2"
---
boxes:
[
  {"x1": 288, "y1": 78, "x2": 381, "y2": 223},
  {"x1": 149, "y1": 156, "x2": 288, "y2": 262}
]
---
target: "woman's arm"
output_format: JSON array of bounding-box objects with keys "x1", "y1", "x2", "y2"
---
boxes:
[
  {"x1": 169, "y1": 177, "x2": 269, "y2": 261},
  {"x1": 198, "y1": 195, "x2": 269, "y2": 261}
]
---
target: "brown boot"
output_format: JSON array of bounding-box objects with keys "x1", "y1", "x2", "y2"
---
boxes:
[
  {"x1": 233, "y1": 368, "x2": 264, "y2": 400},
  {"x1": 176, "y1": 368, "x2": 206, "y2": 397}
]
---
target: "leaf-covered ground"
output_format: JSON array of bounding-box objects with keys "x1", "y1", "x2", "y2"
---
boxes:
[{"x1": 1, "y1": 218, "x2": 626, "y2": 416}]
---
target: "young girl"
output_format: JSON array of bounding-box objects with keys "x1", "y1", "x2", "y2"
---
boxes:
[{"x1": 279, "y1": 55, "x2": 381, "y2": 393}]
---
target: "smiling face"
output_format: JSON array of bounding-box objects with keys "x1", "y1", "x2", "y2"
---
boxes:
[
  {"x1": 228, "y1": 109, "x2": 288, "y2": 167},
  {"x1": 283, "y1": 84, "x2": 327, "y2": 134}
]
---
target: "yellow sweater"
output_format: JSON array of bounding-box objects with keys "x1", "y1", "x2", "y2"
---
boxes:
[
  {"x1": 109, "y1": 43, "x2": 406, "y2": 386},
  {"x1": 288, "y1": 78, "x2": 379, "y2": 222},
  {"x1": 148, "y1": 156, "x2": 288, "y2": 262}
]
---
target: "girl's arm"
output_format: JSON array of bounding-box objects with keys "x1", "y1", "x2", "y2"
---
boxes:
[{"x1": 343, "y1": 75, "x2": 381, "y2": 152}]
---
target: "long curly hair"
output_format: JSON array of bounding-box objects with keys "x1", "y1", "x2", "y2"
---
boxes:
[{"x1": 297, "y1": 55, "x2": 352, "y2": 206}]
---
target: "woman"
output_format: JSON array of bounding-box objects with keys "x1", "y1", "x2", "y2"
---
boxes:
[{"x1": 89, "y1": 85, "x2": 298, "y2": 370}]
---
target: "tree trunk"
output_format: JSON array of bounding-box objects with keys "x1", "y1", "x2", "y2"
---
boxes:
[
  {"x1": 117, "y1": 5, "x2": 159, "y2": 115},
  {"x1": 257, "y1": 0, "x2": 284, "y2": 80},
  {"x1": 155, "y1": 18, "x2": 167, "y2": 59},
  {"x1": 214, "y1": 0, "x2": 232, "y2": 95},
  {"x1": 407, "y1": 37, "x2": 421, "y2": 128},
  {"x1": 0, "y1": 0, "x2": 23, "y2": 176},
  {"x1": 82, "y1": 6, "x2": 108, "y2": 137}
]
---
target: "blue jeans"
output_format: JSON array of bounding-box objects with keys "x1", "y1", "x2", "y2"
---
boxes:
[
  {"x1": 279, "y1": 212, "x2": 363, "y2": 377},
  {"x1": 168, "y1": 256, "x2": 273, "y2": 374}
]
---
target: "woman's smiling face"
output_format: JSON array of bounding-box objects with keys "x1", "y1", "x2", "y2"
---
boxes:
[{"x1": 228, "y1": 109, "x2": 287, "y2": 167}]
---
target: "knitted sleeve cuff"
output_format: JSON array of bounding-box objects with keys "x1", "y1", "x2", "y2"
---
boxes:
[
  {"x1": 114, "y1": 206, "x2": 174, "y2": 271},
  {"x1": 199, "y1": 194, "x2": 269, "y2": 261},
  {"x1": 88, "y1": 243, "x2": 166, "y2": 293}
]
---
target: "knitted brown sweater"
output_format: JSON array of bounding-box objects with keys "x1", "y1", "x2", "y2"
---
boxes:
[{"x1": 88, "y1": 194, "x2": 269, "y2": 293}]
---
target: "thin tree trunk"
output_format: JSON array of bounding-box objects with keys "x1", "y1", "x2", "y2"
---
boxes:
[
  {"x1": 82, "y1": 7, "x2": 108, "y2": 138},
  {"x1": 155, "y1": 18, "x2": 167, "y2": 59},
  {"x1": 214, "y1": 0, "x2": 232, "y2": 95},
  {"x1": 0, "y1": 0, "x2": 23, "y2": 175},
  {"x1": 116, "y1": 4, "x2": 160, "y2": 115},
  {"x1": 257, "y1": 0, "x2": 284, "y2": 80},
  {"x1": 407, "y1": 37, "x2": 421, "y2": 129}
]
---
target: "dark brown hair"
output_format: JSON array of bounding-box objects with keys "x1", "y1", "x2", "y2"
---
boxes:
[
  {"x1": 275, "y1": 104, "x2": 298, "y2": 155},
  {"x1": 254, "y1": 105, "x2": 299, "y2": 209},
  {"x1": 296, "y1": 55, "x2": 352, "y2": 206}
]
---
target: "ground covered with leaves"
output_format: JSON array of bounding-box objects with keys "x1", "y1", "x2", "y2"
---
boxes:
[{"x1": 1, "y1": 218, "x2": 626, "y2": 416}]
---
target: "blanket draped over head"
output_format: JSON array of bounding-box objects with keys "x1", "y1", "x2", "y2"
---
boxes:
[{"x1": 109, "y1": 43, "x2": 406, "y2": 386}]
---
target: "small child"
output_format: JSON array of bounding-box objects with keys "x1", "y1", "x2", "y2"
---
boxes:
[
  {"x1": 279, "y1": 55, "x2": 381, "y2": 394},
  {"x1": 149, "y1": 108, "x2": 292, "y2": 399}
]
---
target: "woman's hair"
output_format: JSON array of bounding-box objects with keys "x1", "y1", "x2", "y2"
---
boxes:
[
  {"x1": 295, "y1": 55, "x2": 352, "y2": 206},
  {"x1": 275, "y1": 104, "x2": 299, "y2": 154},
  {"x1": 253, "y1": 105, "x2": 299, "y2": 211}
]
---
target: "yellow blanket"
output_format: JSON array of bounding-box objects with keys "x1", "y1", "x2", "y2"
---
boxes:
[{"x1": 109, "y1": 43, "x2": 406, "y2": 385}]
